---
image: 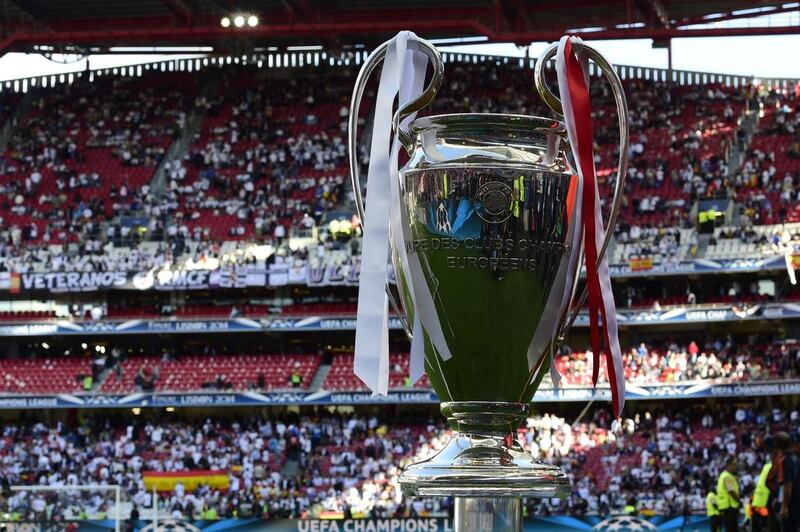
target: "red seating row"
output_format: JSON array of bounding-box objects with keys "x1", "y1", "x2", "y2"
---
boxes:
[
  {"x1": 323, "y1": 353, "x2": 430, "y2": 391},
  {"x1": 281, "y1": 303, "x2": 357, "y2": 315},
  {"x1": 0, "y1": 357, "x2": 90, "y2": 393},
  {"x1": 0, "y1": 70, "x2": 196, "y2": 244},
  {"x1": 107, "y1": 303, "x2": 356, "y2": 320},
  {"x1": 100, "y1": 353, "x2": 319, "y2": 393},
  {"x1": 0, "y1": 310, "x2": 56, "y2": 321}
]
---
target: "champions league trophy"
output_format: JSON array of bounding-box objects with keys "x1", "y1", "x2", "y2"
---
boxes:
[{"x1": 348, "y1": 32, "x2": 629, "y2": 531}]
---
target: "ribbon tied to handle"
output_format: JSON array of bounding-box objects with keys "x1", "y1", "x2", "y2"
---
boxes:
[
  {"x1": 555, "y1": 36, "x2": 625, "y2": 417},
  {"x1": 354, "y1": 31, "x2": 452, "y2": 396}
]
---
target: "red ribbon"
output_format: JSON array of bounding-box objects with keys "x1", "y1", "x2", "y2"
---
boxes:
[{"x1": 562, "y1": 40, "x2": 621, "y2": 415}]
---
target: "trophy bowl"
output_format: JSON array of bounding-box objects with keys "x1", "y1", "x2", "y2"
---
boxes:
[
  {"x1": 348, "y1": 34, "x2": 628, "y2": 503},
  {"x1": 396, "y1": 113, "x2": 576, "y2": 498},
  {"x1": 400, "y1": 113, "x2": 575, "y2": 406}
]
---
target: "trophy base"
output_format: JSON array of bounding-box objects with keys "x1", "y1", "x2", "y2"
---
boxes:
[{"x1": 399, "y1": 402, "x2": 571, "y2": 498}]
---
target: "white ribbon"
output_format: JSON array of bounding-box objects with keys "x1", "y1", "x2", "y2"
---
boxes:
[
  {"x1": 355, "y1": 32, "x2": 452, "y2": 395},
  {"x1": 394, "y1": 49, "x2": 429, "y2": 385},
  {"x1": 353, "y1": 33, "x2": 410, "y2": 395},
  {"x1": 786, "y1": 249, "x2": 798, "y2": 285}
]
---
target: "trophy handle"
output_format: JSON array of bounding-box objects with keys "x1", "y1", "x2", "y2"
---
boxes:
[
  {"x1": 347, "y1": 36, "x2": 444, "y2": 337},
  {"x1": 533, "y1": 41, "x2": 630, "y2": 340}
]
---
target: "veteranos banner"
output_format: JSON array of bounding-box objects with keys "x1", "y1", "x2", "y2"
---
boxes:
[
  {"x1": 0, "y1": 263, "x2": 361, "y2": 293},
  {"x1": 0, "y1": 255, "x2": 792, "y2": 293}
]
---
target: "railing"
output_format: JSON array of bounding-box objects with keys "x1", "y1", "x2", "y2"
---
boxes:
[
  {"x1": 0, "y1": 377, "x2": 797, "y2": 398},
  {"x1": 0, "y1": 47, "x2": 797, "y2": 94}
]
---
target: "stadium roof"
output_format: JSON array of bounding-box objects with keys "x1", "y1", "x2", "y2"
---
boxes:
[{"x1": 0, "y1": 0, "x2": 798, "y2": 56}]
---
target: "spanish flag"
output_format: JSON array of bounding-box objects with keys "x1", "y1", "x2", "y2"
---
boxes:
[
  {"x1": 629, "y1": 257, "x2": 654, "y2": 272},
  {"x1": 0, "y1": 272, "x2": 18, "y2": 293},
  {"x1": 142, "y1": 470, "x2": 229, "y2": 492},
  {"x1": 9, "y1": 272, "x2": 20, "y2": 294}
]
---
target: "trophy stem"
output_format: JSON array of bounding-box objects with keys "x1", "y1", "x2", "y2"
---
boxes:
[
  {"x1": 399, "y1": 402, "x2": 570, "y2": 498},
  {"x1": 454, "y1": 497, "x2": 522, "y2": 532}
]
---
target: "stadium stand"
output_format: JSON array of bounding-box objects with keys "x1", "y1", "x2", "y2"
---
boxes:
[
  {"x1": 0, "y1": 405, "x2": 796, "y2": 520},
  {"x1": 610, "y1": 227, "x2": 695, "y2": 264},
  {"x1": 166, "y1": 65, "x2": 353, "y2": 241},
  {"x1": 0, "y1": 61, "x2": 795, "y2": 272},
  {"x1": 323, "y1": 352, "x2": 431, "y2": 391},
  {"x1": 0, "y1": 52, "x2": 797, "y2": 529},
  {"x1": 98, "y1": 353, "x2": 320, "y2": 393},
  {"x1": 0, "y1": 309, "x2": 57, "y2": 321},
  {"x1": 2, "y1": 340, "x2": 795, "y2": 394},
  {"x1": 705, "y1": 221, "x2": 800, "y2": 259},
  {"x1": 0, "y1": 71, "x2": 196, "y2": 246},
  {"x1": 431, "y1": 66, "x2": 745, "y2": 235},
  {"x1": 551, "y1": 340, "x2": 800, "y2": 386},
  {"x1": 732, "y1": 86, "x2": 800, "y2": 226},
  {"x1": 0, "y1": 356, "x2": 90, "y2": 393},
  {"x1": 0, "y1": 276, "x2": 796, "y2": 325},
  {"x1": 606, "y1": 81, "x2": 742, "y2": 227}
]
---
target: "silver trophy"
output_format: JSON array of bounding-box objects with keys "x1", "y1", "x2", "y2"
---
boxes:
[{"x1": 349, "y1": 36, "x2": 628, "y2": 531}]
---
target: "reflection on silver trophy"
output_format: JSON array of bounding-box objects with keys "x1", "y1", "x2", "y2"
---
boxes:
[{"x1": 349, "y1": 32, "x2": 628, "y2": 530}]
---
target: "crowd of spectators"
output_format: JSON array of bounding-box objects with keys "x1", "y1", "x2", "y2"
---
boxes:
[
  {"x1": 0, "y1": 71, "x2": 194, "y2": 251},
  {"x1": 1, "y1": 59, "x2": 799, "y2": 528},
  {"x1": 152, "y1": 65, "x2": 354, "y2": 243},
  {"x1": 619, "y1": 81, "x2": 740, "y2": 201},
  {"x1": 734, "y1": 85, "x2": 800, "y2": 225},
  {"x1": 0, "y1": 238, "x2": 262, "y2": 273},
  {"x1": 0, "y1": 58, "x2": 795, "y2": 272},
  {"x1": 705, "y1": 221, "x2": 800, "y2": 261},
  {"x1": 611, "y1": 225, "x2": 695, "y2": 263},
  {"x1": 430, "y1": 62, "x2": 744, "y2": 228},
  {"x1": 530, "y1": 403, "x2": 799, "y2": 517},
  {"x1": 0, "y1": 63, "x2": 361, "y2": 274},
  {"x1": 552, "y1": 339, "x2": 800, "y2": 387},
  {"x1": 713, "y1": 222, "x2": 796, "y2": 248},
  {"x1": 0, "y1": 404, "x2": 796, "y2": 522},
  {"x1": 617, "y1": 273, "x2": 799, "y2": 309},
  {"x1": 0, "y1": 220, "x2": 363, "y2": 273},
  {"x1": 1, "y1": 336, "x2": 796, "y2": 395}
]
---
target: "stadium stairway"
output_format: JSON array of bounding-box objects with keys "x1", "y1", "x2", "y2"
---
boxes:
[
  {"x1": 729, "y1": 103, "x2": 759, "y2": 224},
  {"x1": 93, "y1": 364, "x2": 115, "y2": 392},
  {"x1": 727, "y1": 117, "x2": 750, "y2": 176},
  {"x1": 95, "y1": 74, "x2": 212, "y2": 242},
  {"x1": 684, "y1": 103, "x2": 754, "y2": 253},
  {"x1": 337, "y1": 75, "x2": 379, "y2": 217},
  {"x1": 308, "y1": 362, "x2": 331, "y2": 392},
  {"x1": 281, "y1": 457, "x2": 301, "y2": 477},
  {"x1": 0, "y1": 90, "x2": 34, "y2": 152},
  {"x1": 147, "y1": 77, "x2": 216, "y2": 195}
]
